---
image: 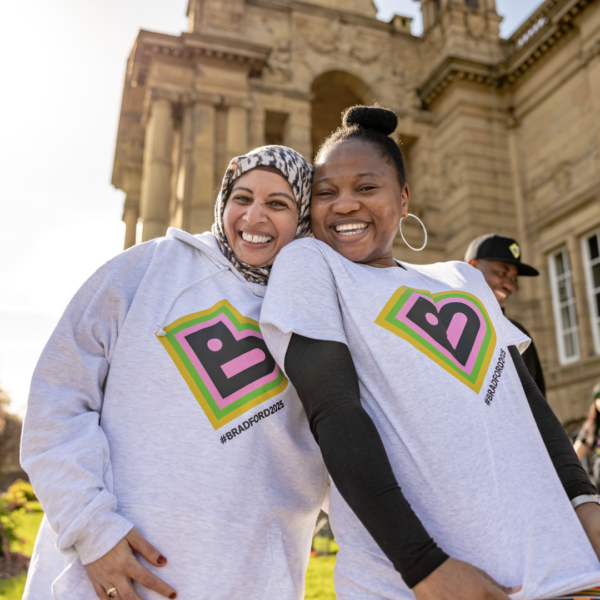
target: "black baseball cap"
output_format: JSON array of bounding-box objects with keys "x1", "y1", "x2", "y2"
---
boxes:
[{"x1": 464, "y1": 234, "x2": 540, "y2": 276}]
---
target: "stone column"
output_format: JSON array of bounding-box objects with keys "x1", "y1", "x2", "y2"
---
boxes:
[
  {"x1": 284, "y1": 99, "x2": 312, "y2": 158},
  {"x1": 507, "y1": 122, "x2": 528, "y2": 257},
  {"x1": 227, "y1": 105, "x2": 249, "y2": 158},
  {"x1": 249, "y1": 106, "x2": 266, "y2": 149},
  {"x1": 140, "y1": 98, "x2": 174, "y2": 242},
  {"x1": 586, "y1": 51, "x2": 600, "y2": 169},
  {"x1": 122, "y1": 195, "x2": 139, "y2": 249},
  {"x1": 188, "y1": 101, "x2": 217, "y2": 234}
]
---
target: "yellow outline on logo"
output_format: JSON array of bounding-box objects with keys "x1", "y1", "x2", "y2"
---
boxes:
[
  {"x1": 375, "y1": 286, "x2": 496, "y2": 394},
  {"x1": 509, "y1": 243, "x2": 520, "y2": 259},
  {"x1": 157, "y1": 300, "x2": 288, "y2": 429}
]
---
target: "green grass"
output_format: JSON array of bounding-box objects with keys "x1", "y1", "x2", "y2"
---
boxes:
[
  {"x1": 0, "y1": 505, "x2": 44, "y2": 600},
  {"x1": 305, "y1": 555, "x2": 337, "y2": 600},
  {"x1": 1, "y1": 508, "x2": 336, "y2": 600},
  {"x1": 0, "y1": 575, "x2": 27, "y2": 600}
]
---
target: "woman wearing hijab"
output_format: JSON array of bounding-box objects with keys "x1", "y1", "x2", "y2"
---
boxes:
[
  {"x1": 21, "y1": 146, "x2": 327, "y2": 600},
  {"x1": 260, "y1": 106, "x2": 600, "y2": 600}
]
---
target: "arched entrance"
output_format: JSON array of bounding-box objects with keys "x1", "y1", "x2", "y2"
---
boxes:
[{"x1": 311, "y1": 71, "x2": 374, "y2": 157}]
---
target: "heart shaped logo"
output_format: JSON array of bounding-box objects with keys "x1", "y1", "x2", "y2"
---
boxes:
[
  {"x1": 375, "y1": 286, "x2": 496, "y2": 393},
  {"x1": 158, "y1": 300, "x2": 287, "y2": 429}
]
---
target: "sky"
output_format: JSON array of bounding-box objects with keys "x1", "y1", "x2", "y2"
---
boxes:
[{"x1": 0, "y1": 0, "x2": 539, "y2": 415}]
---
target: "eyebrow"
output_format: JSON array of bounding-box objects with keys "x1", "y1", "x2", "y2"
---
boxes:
[
  {"x1": 315, "y1": 172, "x2": 379, "y2": 184},
  {"x1": 268, "y1": 192, "x2": 295, "y2": 202},
  {"x1": 231, "y1": 186, "x2": 294, "y2": 203}
]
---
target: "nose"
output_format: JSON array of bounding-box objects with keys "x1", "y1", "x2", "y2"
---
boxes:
[
  {"x1": 332, "y1": 193, "x2": 361, "y2": 215},
  {"x1": 244, "y1": 200, "x2": 268, "y2": 226}
]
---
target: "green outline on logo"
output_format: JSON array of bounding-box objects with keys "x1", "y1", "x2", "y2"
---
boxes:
[
  {"x1": 375, "y1": 286, "x2": 496, "y2": 393},
  {"x1": 157, "y1": 300, "x2": 288, "y2": 429}
]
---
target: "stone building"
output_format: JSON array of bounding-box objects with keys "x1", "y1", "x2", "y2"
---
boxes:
[{"x1": 112, "y1": 0, "x2": 600, "y2": 426}]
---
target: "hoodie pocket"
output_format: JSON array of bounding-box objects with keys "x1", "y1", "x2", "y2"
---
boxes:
[{"x1": 118, "y1": 502, "x2": 295, "y2": 600}]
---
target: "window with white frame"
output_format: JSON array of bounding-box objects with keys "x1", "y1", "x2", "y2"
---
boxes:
[
  {"x1": 548, "y1": 248, "x2": 580, "y2": 364},
  {"x1": 582, "y1": 230, "x2": 600, "y2": 354}
]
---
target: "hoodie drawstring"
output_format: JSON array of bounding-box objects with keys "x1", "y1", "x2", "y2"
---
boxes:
[{"x1": 156, "y1": 267, "x2": 229, "y2": 336}]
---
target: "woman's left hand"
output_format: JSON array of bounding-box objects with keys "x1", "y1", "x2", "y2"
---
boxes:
[{"x1": 576, "y1": 502, "x2": 600, "y2": 560}]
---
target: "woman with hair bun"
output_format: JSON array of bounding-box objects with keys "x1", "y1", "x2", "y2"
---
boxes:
[{"x1": 261, "y1": 105, "x2": 600, "y2": 599}]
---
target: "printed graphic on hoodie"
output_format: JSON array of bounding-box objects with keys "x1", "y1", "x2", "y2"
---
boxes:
[
  {"x1": 375, "y1": 286, "x2": 496, "y2": 393},
  {"x1": 158, "y1": 300, "x2": 288, "y2": 429}
]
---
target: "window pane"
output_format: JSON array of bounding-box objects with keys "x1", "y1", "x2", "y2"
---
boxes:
[
  {"x1": 593, "y1": 263, "x2": 600, "y2": 289},
  {"x1": 561, "y1": 306, "x2": 572, "y2": 329},
  {"x1": 555, "y1": 252, "x2": 565, "y2": 275},
  {"x1": 564, "y1": 333, "x2": 575, "y2": 357},
  {"x1": 596, "y1": 292, "x2": 600, "y2": 318},
  {"x1": 590, "y1": 235, "x2": 600, "y2": 261},
  {"x1": 558, "y1": 280, "x2": 568, "y2": 303}
]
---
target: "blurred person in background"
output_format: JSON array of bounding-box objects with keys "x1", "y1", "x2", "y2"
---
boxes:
[
  {"x1": 575, "y1": 384, "x2": 600, "y2": 487},
  {"x1": 465, "y1": 234, "x2": 546, "y2": 396}
]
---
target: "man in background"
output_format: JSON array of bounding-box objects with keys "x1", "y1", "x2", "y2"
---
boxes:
[{"x1": 465, "y1": 233, "x2": 546, "y2": 396}]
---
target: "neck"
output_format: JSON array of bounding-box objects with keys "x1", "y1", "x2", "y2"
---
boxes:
[{"x1": 362, "y1": 251, "x2": 398, "y2": 269}]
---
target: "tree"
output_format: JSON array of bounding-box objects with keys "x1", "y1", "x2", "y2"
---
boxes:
[{"x1": 0, "y1": 384, "x2": 22, "y2": 483}]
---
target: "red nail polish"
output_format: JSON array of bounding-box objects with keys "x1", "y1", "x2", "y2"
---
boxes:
[
  {"x1": 169, "y1": 594, "x2": 177, "y2": 599},
  {"x1": 157, "y1": 556, "x2": 167, "y2": 565}
]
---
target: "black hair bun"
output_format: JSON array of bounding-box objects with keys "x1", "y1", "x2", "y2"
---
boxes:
[{"x1": 342, "y1": 104, "x2": 398, "y2": 136}]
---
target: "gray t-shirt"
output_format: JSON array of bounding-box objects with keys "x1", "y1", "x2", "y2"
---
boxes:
[{"x1": 260, "y1": 238, "x2": 600, "y2": 600}]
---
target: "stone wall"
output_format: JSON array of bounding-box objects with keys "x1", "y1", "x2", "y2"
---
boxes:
[{"x1": 112, "y1": 0, "x2": 600, "y2": 424}]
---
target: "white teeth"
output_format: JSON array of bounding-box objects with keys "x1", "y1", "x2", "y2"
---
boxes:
[
  {"x1": 496, "y1": 291, "x2": 507, "y2": 298},
  {"x1": 242, "y1": 232, "x2": 272, "y2": 244},
  {"x1": 335, "y1": 223, "x2": 368, "y2": 236}
]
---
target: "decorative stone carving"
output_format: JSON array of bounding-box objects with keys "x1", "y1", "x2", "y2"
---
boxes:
[
  {"x1": 466, "y1": 13, "x2": 487, "y2": 39},
  {"x1": 554, "y1": 163, "x2": 572, "y2": 194},
  {"x1": 295, "y1": 16, "x2": 341, "y2": 55},
  {"x1": 350, "y1": 28, "x2": 386, "y2": 64},
  {"x1": 264, "y1": 40, "x2": 294, "y2": 84}
]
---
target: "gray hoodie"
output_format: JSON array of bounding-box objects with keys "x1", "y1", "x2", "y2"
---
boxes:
[{"x1": 21, "y1": 229, "x2": 328, "y2": 600}]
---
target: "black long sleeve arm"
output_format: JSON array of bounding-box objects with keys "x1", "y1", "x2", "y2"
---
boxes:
[
  {"x1": 285, "y1": 334, "x2": 448, "y2": 588},
  {"x1": 508, "y1": 345, "x2": 597, "y2": 499}
]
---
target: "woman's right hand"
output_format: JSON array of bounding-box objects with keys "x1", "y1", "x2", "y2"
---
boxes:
[
  {"x1": 84, "y1": 528, "x2": 177, "y2": 600},
  {"x1": 412, "y1": 557, "x2": 521, "y2": 600}
]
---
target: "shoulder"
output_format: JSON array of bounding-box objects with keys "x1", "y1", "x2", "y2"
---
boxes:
[
  {"x1": 411, "y1": 260, "x2": 487, "y2": 287},
  {"x1": 507, "y1": 317, "x2": 530, "y2": 337},
  {"x1": 272, "y1": 238, "x2": 335, "y2": 272}
]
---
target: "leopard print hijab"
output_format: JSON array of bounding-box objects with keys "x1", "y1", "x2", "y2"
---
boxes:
[{"x1": 212, "y1": 145, "x2": 313, "y2": 285}]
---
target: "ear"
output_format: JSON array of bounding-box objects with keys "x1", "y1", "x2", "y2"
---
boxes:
[
  {"x1": 400, "y1": 185, "x2": 410, "y2": 218},
  {"x1": 467, "y1": 258, "x2": 479, "y2": 269}
]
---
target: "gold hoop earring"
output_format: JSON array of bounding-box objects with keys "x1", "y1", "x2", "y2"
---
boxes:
[{"x1": 399, "y1": 214, "x2": 427, "y2": 252}]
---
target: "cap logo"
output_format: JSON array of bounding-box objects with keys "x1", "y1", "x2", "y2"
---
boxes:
[{"x1": 509, "y1": 243, "x2": 520, "y2": 259}]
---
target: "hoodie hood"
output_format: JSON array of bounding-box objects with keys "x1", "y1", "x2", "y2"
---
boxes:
[{"x1": 166, "y1": 228, "x2": 267, "y2": 299}]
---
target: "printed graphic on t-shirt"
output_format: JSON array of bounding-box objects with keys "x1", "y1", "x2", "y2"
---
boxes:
[
  {"x1": 157, "y1": 300, "x2": 288, "y2": 429},
  {"x1": 375, "y1": 286, "x2": 496, "y2": 393}
]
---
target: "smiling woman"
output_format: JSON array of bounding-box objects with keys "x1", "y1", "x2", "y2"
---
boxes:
[
  {"x1": 223, "y1": 166, "x2": 299, "y2": 268},
  {"x1": 19, "y1": 144, "x2": 328, "y2": 600},
  {"x1": 260, "y1": 105, "x2": 600, "y2": 600},
  {"x1": 311, "y1": 105, "x2": 409, "y2": 269}
]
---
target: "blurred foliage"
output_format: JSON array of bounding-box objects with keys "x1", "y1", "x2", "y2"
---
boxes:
[
  {"x1": 0, "y1": 488, "x2": 29, "y2": 561},
  {"x1": 0, "y1": 384, "x2": 22, "y2": 483},
  {"x1": 5, "y1": 481, "x2": 36, "y2": 505}
]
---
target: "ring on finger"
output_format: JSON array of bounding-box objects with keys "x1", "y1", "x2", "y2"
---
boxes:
[{"x1": 107, "y1": 587, "x2": 118, "y2": 598}]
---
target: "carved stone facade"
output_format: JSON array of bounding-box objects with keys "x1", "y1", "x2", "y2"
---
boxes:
[{"x1": 112, "y1": 0, "x2": 600, "y2": 426}]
